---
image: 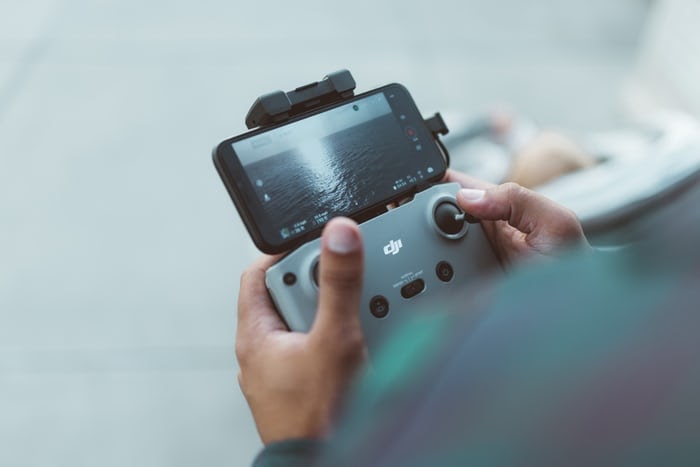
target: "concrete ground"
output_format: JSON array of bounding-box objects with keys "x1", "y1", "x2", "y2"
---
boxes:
[{"x1": 0, "y1": 0, "x2": 649, "y2": 465}]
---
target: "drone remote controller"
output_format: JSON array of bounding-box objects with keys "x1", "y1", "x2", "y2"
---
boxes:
[{"x1": 266, "y1": 182, "x2": 501, "y2": 352}]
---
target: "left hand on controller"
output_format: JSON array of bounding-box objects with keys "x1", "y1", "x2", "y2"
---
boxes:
[{"x1": 236, "y1": 218, "x2": 367, "y2": 444}]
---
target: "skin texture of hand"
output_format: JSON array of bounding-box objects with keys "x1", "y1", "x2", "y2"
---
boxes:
[
  {"x1": 446, "y1": 170, "x2": 590, "y2": 268},
  {"x1": 236, "y1": 217, "x2": 367, "y2": 445}
]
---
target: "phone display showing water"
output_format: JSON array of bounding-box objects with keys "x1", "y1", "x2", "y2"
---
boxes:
[{"x1": 233, "y1": 92, "x2": 438, "y2": 242}]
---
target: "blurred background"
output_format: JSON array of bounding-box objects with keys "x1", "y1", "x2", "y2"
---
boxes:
[{"x1": 1, "y1": 0, "x2": 698, "y2": 465}]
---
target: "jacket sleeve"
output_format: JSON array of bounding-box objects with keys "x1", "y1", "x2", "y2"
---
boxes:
[{"x1": 252, "y1": 439, "x2": 324, "y2": 467}]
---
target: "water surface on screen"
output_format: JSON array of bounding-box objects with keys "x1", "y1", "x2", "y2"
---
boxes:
[{"x1": 233, "y1": 92, "x2": 427, "y2": 241}]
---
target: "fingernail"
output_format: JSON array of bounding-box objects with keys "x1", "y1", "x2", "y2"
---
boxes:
[
  {"x1": 458, "y1": 188, "x2": 485, "y2": 202},
  {"x1": 325, "y1": 219, "x2": 361, "y2": 254}
]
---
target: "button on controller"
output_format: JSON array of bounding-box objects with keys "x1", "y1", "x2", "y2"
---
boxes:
[
  {"x1": 283, "y1": 272, "x2": 297, "y2": 286},
  {"x1": 264, "y1": 182, "x2": 501, "y2": 352},
  {"x1": 369, "y1": 295, "x2": 389, "y2": 318},
  {"x1": 400, "y1": 278, "x2": 425, "y2": 299},
  {"x1": 435, "y1": 261, "x2": 454, "y2": 282}
]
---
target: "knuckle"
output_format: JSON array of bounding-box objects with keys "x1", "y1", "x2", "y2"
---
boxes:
[
  {"x1": 234, "y1": 339, "x2": 250, "y2": 366},
  {"x1": 343, "y1": 329, "x2": 365, "y2": 353},
  {"x1": 499, "y1": 182, "x2": 528, "y2": 225},
  {"x1": 237, "y1": 370, "x2": 248, "y2": 394},
  {"x1": 338, "y1": 334, "x2": 366, "y2": 365},
  {"x1": 239, "y1": 259, "x2": 269, "y2": 288},
  {"x1": 552, "y1": 203, "x2": 580, "y2": 228},
  {"x1": 562, "y1": 210, "x2": 585, "y2": 235},
  {"x1": 501, "y1": 182, "x2": 526, "y2": 199},
  {"x1": 565, "y1": 207, "x2": 580, "y2": 223},
  {"x1": 239, "y1": 266, "x2": 255, "y2": 288},
  {"x1": 321, "y1": 266, "x2": 363, "y2": 289}
]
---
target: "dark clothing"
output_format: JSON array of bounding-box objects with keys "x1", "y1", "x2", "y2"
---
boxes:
[
  {"x1": 252, "y1": 439, "x2": 324, "y2": 466},
  {"x1": 255, "y1": 179, "x2": 700, "y2": 467}
]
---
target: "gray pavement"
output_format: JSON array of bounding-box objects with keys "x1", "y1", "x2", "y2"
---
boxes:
[{"x1": 0, "y1": 0, "x2": 648, "y2": 465}]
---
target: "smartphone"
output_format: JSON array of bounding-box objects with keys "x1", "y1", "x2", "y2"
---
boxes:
[{"x1": 212, "y1": 83, "x2": 448, "y2": 254}]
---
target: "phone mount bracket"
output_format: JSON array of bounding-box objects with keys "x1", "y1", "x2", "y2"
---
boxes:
[
  {"x1": 245, "y1": 70, "x2": 357, "y2": 129},
  {"x1": 244, "y1": 69, "x2": 450, "y2": 164}
]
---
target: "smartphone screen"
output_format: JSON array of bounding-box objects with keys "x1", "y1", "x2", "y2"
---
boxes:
[{"x1": 213, "y1": 83, "x2": 447, "y2": 253}]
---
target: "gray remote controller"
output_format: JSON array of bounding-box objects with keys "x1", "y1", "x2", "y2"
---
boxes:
[{"x1": 265, "y1": 182, "x2": 501, "y2": 352}]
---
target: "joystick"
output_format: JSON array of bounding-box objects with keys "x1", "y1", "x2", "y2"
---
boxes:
[
  {"x1": 265, "y1": 183, "x2": 501, "y2": 353},
  {"x1": 434, "y1": 201, "x2": 466, "y2": 236}
]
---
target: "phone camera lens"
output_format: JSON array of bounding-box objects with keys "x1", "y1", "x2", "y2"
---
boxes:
[{"x1": 352, "y1": 104, "x2": 359, "y2": 111}]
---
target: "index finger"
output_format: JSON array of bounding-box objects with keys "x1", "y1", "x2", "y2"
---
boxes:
[
  {"x1": 237, "y1": 254, "x2": 287, "y2": 345},
  {"x1": 444, "y1": 169, "x2": 495, "y2": 190}
]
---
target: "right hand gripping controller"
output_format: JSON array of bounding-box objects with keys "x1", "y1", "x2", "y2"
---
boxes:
[{"x1": 265, "y1": 183, "x2": 500, "y2": 352}]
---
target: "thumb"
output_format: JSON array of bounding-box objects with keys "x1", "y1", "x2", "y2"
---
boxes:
[
  {"x1": 456, "y1": 182, "x2": 567, "y2": 235},
  {"x1": 311, "y1": 217, "x2": 365, "y2": 342}
]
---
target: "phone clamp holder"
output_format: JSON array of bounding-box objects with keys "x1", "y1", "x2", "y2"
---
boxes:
[
  {"x1": 245, "y1": 70, "x2": 357, "y2": 129},
  {"x1": 245, "y1": 69, "x2": 451, "y2": 164}
]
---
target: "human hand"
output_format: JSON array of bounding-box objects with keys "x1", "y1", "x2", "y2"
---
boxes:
[
  {"x1": 236, "y1": 218, "x2": 366, "y2": 445},
  {"x1": 446, "y1": 170, "x2": 590, "y2": 268}
]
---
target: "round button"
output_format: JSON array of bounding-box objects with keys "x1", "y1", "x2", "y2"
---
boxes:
[
  {"x1": 283, "y1": 272, "x2": 297, "y2": 286},
  {"x1": 434, "y1": 201, "x2": 465, "y2": 236},
  {"x1": 436, "y1": 261, "x2": 454, "y2": 282},
  {"x1": 369, "y1": 295, "x2": 389, "y2": 318}
]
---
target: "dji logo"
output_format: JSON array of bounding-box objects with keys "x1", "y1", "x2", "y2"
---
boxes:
[{"x1": 383, "y1": 239, "x2": 403, "y2": 256}]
